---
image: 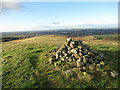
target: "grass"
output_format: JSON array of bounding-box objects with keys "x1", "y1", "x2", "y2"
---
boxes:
[
  {"x1": 1, "y1": 35, "x2": 120, "y2": 88},
  {"x1": 82, "y1": 34, "x2": 119, "y2": 41}
]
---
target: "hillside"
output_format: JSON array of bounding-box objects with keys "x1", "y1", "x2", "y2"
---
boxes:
[{"x1": 1, "y1": 35, "x2": 119, "y2": 88}]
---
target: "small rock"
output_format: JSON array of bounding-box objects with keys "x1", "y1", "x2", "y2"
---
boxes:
[
  {"x1": 49, "y1": 57, "x2": 55, "y2": 64},
  {"x1": 78, "y1": 52, "x2": 83, "y2": 57},
  {"x1": 89, "y1": 65, "x2": 95, "y2": 70},
  {"x1": 83, "y1": 72, "x2": 87, "y2": 75},
  {"x1": 83, "y1": 57, "x2": 88, "y2": 63},
  {"x1": 100, "y1": 61, "x2": 105, "y2": 66},
  {"x1": 96, "y1": 64, "x2": 101, "y2": 67},
  {"x1": 65, "y1": 70, "x2": 72, "y2": 76},
  {"x1": 87, "y1": 51, "x2": 94, "y2": 56},
  {"x1": 76, "y1": 59, "x2": 81, "y2": 67},
  {"x1": 54, "y1": 63, "x2": 57, "y2": 67},
  {"x1": 78, "y1": 46, "x2": 82, "y2": 49},
  {"x1": 61, "y1": 58, "x2": 65, "y2": 61},
  {"x1": 73, "y1": 53, "x2": 80, "y2": 59},
  {"x1": 82, "y1": 67, "x2": 86, "y2": 70},
  {"x1": 110, "y1": 71, "x2": 118, "y2": 78},
  {"x1": 55, "y1": 52, "x2": 59, "y2": 59},
  {"x1": 99, "y1": 53, "x2": 104, "y2": 58},
  {"x1": 66, "y1": 38, "x2": 72, "y2": 42},
  {"x1": 68, "y1": 58, "x2": 72, "y2": 62},
  {"x1": 71, "y1": 49, "x2": 78, "y2": 54}
]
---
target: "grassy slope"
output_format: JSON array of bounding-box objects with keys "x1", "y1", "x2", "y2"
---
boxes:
[{"x1": 1, "y1": 35, "x2": 120, "y2": 88}]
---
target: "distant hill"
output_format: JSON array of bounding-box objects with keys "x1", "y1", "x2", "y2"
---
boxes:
[{"x1": 1, "y1": 28, "x2": 119, "y2": 42}]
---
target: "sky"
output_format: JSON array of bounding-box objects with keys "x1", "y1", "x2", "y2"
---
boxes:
[{"x1": 0, "y1": 2, "x2": 118, "y2": 32}]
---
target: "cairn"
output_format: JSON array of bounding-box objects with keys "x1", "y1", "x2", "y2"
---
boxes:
[{"x1": 48, "y1": 38, "x2": 118, "y2": 77}]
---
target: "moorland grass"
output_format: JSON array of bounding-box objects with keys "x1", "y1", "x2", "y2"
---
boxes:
[{"x1": 1, "y1": 35, "x2": 119, "y2": 88}]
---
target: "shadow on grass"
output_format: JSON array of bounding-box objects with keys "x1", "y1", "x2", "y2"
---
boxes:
[
  {"x1": 97, "y1": 50, "x2": 119, "y2": 67},
  {"x1": 28, "y1": 50, "x2": 43, "y2": 69},
  {"x1": 32, "y1": 50, "x2": 43, "y2": 53}
]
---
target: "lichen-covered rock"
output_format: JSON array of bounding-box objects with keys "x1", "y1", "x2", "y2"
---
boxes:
[
  {"x1": 76, "y1": 59, "x2": 81, "y2": 67},
  {"x1": 100, "y1": 61, "x2": 105, "y2": 66},
  {"x1": 73, "y1": 54, "x2": 80, "y2": 59},
  {"x1": 83, "y1": 57, "x2": 88, "y2": 63},
  {"x1": 68, "y1": 58, "x2": 72, "y2": 62},
  {"x1": 110, "y1": 71, "x2": 118, "y2": 78},
  {"x1": 65, "y1": 70, "x2": 72, "y2": 77},
  {"x1": 66, "y1": 38, "x2": 72, "y2": 42},
  {"x1": 89, "y1": 65, "x2": 95, "y2": 70},
  {"x1": 61, "y1": 58, "x2": 65, "y2": 62},
  {"x1": 96, "y1": 64, "x2": 101, "y2": 67},
  {"x1": 83, "y1": 72, "x2": 87, "y2": 75},
  {"x1": 49, "y1": 57, "x2": 56, "y2": 64},
  {"x1": 54, "y1": 63, "x2": 57, "y2": 67},
  {"x1": 55, "y1": 52, "x2": 59, "y2": 59},
  {"x1": 71, "y1": 49, "x2": 78, "y2": 54}
]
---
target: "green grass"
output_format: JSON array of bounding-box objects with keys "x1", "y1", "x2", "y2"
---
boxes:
[
  {"x1": 82, "y1": 34, "x2": 119, "y2": 41},
  {"x1": 95, "y1": 34, "x2": 119, "y2": 40},
  {"x1": 1, "y1": 35, "x2": 120, "y2": 88}
]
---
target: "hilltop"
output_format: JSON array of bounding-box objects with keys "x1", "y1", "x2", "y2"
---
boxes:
[{"x1": 1, "y1": 35, "x2": 119, "y2": 88}]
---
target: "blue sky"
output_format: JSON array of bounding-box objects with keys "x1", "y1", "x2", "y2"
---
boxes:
[{"x1": 1, "y1": 2, "x2": 118, "y2": 32}]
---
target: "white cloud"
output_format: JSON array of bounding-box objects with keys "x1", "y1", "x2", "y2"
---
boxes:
[{"x1": 0, "y1": 1, "x2": 24, "y2": 13}]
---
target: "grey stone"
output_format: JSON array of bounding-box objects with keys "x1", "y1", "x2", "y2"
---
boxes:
[
  {"x1": 78, "y1": 46, "x2": 82, "y2": 49},
  {"x1": 66, "y1": 38, "x2": 72, "y2": 42},
  {"x1": 65, "y1": 70, "x2": 72, "y2": 76},
  {"x1": 96, "y1": 64, "x2": 101, "y2": 67},
  {"x1": 78, "y1": 52, "x2": 83, "y2": 57},
  {"x1": 68, "y1": 47, "x2": 72, "y2": 50},
  {"x1": 82, "y1": 67, "x2": 86, "y2": 70},
  {"x1": 54, "y1": 63, "x2": 57, "y2": 67},
  {"x1": 49, "y1": 57, "x2": 55, "y2": 64},
  {"x1": 100, "y1": 61, "x2": 105, "y2": 66},
  {"x1": 68, "y1": 58, "x2": 72, "y2": 62},
  {"x1": 71, "y1": 49, "x2": 77, "y2": 54},
  {"x1": 65, "y1": 56, "x2": 69, "y2": 60},
  {"x1": 89, "y1": 65, "x2": 94, "y2": 70},
  {"x1": 83, "y1": 72, "x2": 87, "y2": 75},
  {"x1": 55, "y1": 52, "x2": 59, "y2": 59},
  {"x1": 76, "y1": 59, "x2": 84, "y2": 67},
  {"x1": 99, "y1": 53, "x2": 104, "y2": 58},
  {"x1": 64, "y1": 53, "x2": 68, "y2": 57},
  {"x1": 110, "y1": 71, "x2": 118, "y2": 78},
  {"x1": 61, "y1": 58, "x2": 65, "y2": 61},
  {"x1": 73, "y1": 54, "x2": 80, "y2": 59},
  {"x1": 83, "y1": 57, "x2": 88, "y2": 63},
  {"x1": 76, "y1": 59, "x2": 81, "y2": 67}
]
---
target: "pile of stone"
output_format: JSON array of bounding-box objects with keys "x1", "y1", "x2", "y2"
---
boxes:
[{"x1": 48, "y1": 38, "x2": 118, "y2": 78}]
